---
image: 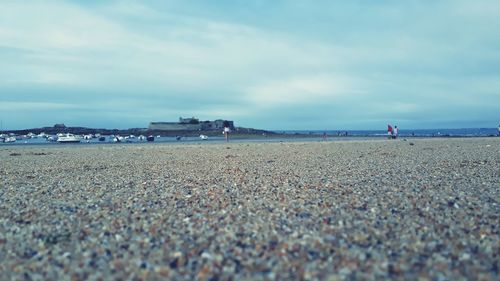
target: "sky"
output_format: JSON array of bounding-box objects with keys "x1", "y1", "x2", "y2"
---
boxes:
[{"x1": 1, "y1": 0, "x2": 499, "y2": 131}]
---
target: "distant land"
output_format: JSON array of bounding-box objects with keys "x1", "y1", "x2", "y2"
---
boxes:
[
  {"x1": 2, "y1": 126, "x2": 499, "y2": 139},
  {"x1": 0, "y1": 117, "x2": 277, "y2": 137},
  {"x1": 1, "y1": 117, "x2": 498, "y2": 138},
  {"x1": 0, "y1": 123, "x2": 275, "y2": 137}
]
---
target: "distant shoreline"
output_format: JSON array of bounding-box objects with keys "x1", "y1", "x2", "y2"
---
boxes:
[
  {"x1": 1, "y1": 126, "x2": 498, "y2": 139},
  {"x1": 0, "y1": 126, "x2": 275, "y2": 138}
]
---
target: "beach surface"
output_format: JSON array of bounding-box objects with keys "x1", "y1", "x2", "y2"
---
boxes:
[{"x1": 0, "y1": 138, "x2": 498, "y2": 280}]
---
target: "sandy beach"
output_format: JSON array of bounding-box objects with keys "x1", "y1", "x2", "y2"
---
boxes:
[{"x1": 0, "y1": 138, "x2": 498, "y2": 280}]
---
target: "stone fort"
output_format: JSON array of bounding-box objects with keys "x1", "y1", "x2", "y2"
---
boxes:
[{"x1": 149, "y1": 117, "x2": 235, "y2": 131}]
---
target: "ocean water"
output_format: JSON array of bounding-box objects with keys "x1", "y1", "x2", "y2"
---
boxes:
[
  {"x1": 0, "y1": 135, "x2": 226, "y2": 146},
  {"x1": 1, "y1": 128, "x2": 498, "y2": 146},
  {"x1": 278, "y1": 128, "x2": 498, "y2": 137}
]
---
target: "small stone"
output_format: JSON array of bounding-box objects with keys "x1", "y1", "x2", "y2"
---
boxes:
[{"x1": 201, "y1": 252, "x2": 212, "y2": 259}]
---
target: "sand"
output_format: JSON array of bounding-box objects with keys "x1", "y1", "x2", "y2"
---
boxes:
[{"x1": 0, "y1": 138, "x2": 498, "y2": 280}]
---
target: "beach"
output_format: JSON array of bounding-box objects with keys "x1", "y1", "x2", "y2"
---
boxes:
[{"x1": 0, "y1": 138, "x2": 498, "y2": 280}]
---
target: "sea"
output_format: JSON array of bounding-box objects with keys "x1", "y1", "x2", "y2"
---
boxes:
[
  {"x1": 279, "y1": 128, "x2": 498, "y2": 137},
  {"x1": 0, "y1": 128, "x2": 498, "y2": 146}
]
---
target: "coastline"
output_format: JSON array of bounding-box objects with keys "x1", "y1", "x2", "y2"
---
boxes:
[
  {"x1": 0, "y1": 138, "x2": 498, "y2": 280},
  {"x1": 2, "y1": 132, "x2": 499, "y2": 147},
  {"x1": 2, "y1": 127, "x2": 498, "y2": 144}
]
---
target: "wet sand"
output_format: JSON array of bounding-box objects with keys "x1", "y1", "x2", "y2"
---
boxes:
[{"x1": 0, "y1": 138, "x2": 498, "y2": 280}]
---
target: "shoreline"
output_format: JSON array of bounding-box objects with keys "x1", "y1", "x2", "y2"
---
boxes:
[{"x1": 2, "y1": 134, "x2": 499, "y2": 148}]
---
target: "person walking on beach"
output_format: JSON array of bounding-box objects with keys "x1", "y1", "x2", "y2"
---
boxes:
[
  {"x1": 387, "y1": 124, "x2": 393, "y2": 139},
  {"x1": 322, "y1": 132, "x2": 327, "y2": 141},
  {"x1": 393, "y1": 125, "x2": 399, "y2": 139},
  {"x1": 223, "y1": 121, "x2": 231, "y2": 142}
]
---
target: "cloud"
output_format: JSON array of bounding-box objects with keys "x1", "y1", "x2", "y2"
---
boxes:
[
  {"x1": 0, "y1": 2, "x2": 124, "y2": 50},
  {"x1": 0, "y1": 1, "x2": 499, "y2": 130},
  {"x1": 0, "y1": 101, "x2": 82, "y2": 111},
  {"x1": 0, "y1": 1, "x2": 329, "y2": 89},
  {"x1": 245, "y1": 74, "x2": 366, "y2": 108}
]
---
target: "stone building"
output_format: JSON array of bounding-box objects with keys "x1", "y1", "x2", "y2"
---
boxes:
[
  {"x1": 200, "y1": 120, "x2": 234, "y2": 130},
  {"x1": 149, "y1": 117, "x2": 234, "y2": 131},
  {"x1": 179, "y1": 117, "x2": 199, "y2": 124}
]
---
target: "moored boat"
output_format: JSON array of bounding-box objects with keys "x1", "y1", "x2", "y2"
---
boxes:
[
  {"x1": 112, "y1": 135, "x2": 125, "y2": 143},
  {"x1": 57, "y1": 133, "x2": 81, "y2": 143},
  {"x1": 27, "y1": 132, "x2": 37, "y2": 139},
  {"x1": 3, "y1": 136, "x2": 16, "y2": 143}
]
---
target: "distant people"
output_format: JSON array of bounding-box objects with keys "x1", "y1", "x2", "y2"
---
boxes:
[
  {"x1": 223, "y1": 121, "x2": 231, "y2": 142},
  {"x1": 388, "y1": 124, "x2": 393, "y2": 139},
  {"x1": 322, "y1": 132, "x2": 327, "y2": 141},
  {"x1": 393, "y1": 126, "x2": 399, "y2": 139}
]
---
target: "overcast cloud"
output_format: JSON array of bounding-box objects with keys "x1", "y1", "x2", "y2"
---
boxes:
[{"x1": 0, "y1": 0, "x2": 499, "y2": 130}]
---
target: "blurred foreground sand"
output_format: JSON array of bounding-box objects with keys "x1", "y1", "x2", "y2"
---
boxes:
[{"x1": 0, "y1": 138, "x2": 498, "y2": 280}]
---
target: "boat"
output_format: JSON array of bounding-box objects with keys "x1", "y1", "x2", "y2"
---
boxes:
[
  {"x1": 112, "y1": 135, "x2": 125, "y2": 143},
  {"x1": 98, "y1": 136, "x2": 106, "y2": 142},
  {"x1": 147, "y1": 135, "x2": 155, "y2": 142},
  {"x1": 57, "y1": 133, "x2": 81, "y2": 143},
  {"x1": 3, "y1": 136, "x2": 16, "y2": 143},
  {"x1": 199, "y1": 134, "x2": 208, "y2": 140},
  {"x1": 138, "y1": 135, "x2": 146, "y2": 141},
  {"x1": 27, "y1": 132, "x2": 37, "y2": 139}
]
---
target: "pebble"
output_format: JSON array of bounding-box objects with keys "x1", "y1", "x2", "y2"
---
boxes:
[{"x1": 0, "y1": 138, "x2": 498, "y2": 280}]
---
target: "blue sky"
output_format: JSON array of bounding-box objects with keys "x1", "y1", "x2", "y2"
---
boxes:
[{"x1": 1, "y1": 0, "x2": 499, "y2": 130}]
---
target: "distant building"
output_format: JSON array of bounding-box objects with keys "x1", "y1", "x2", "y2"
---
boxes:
[
  {"x1": 149, "y1": 117, "x2": 235, "y2": 131},
  {"x1": 149, "y1": 122, "x2": 201, "y2": 131},
  {"x1": 179, "y1": 117, "x2": 199, "y2": 124},
  {"x1": 200, "y1": 119, "x2": 234, "y2": 130}
]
